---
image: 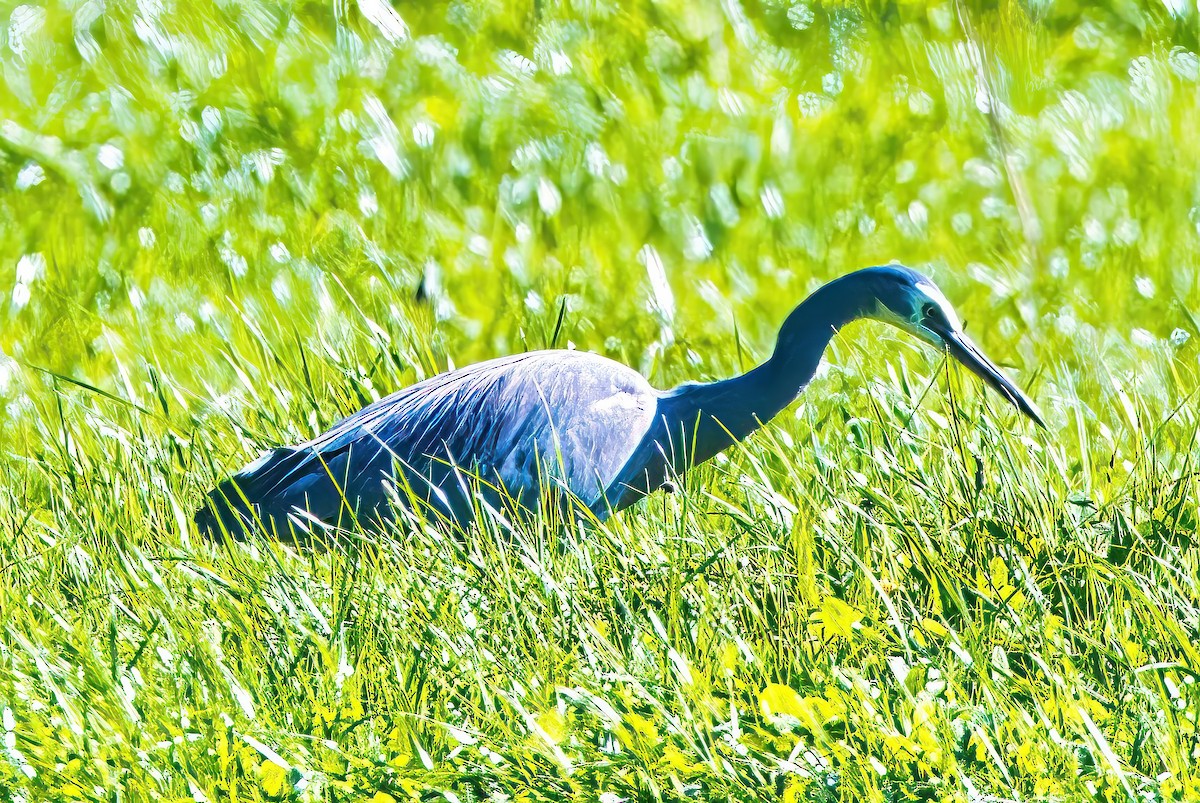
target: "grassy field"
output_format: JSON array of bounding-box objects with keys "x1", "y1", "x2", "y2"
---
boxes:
[{"x1": 3, "y1": 0, "x2": 1200, "y2": 799}]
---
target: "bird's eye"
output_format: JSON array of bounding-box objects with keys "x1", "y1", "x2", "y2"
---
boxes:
[{"x1": 921, "y1": 302, "x2": 938, "y2": 322}]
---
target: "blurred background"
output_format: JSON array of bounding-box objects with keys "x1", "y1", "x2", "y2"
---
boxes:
[{"x1": 2, "y1": 0, "x2": 1197, "y2": 454}]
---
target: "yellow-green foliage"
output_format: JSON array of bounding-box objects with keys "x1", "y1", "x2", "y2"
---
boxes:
[{"x1": 2, "y1": 0, "x2": 1199, "y2": 800}]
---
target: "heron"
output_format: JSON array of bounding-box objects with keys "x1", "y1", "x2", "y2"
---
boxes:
[{"x1": 195, "y1": 265, "x2": 1044, "y2": 540}]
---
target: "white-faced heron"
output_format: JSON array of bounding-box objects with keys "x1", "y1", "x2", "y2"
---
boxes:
[{"x1": 195, "y1": 265, "x2": 1044, "y2": 539}]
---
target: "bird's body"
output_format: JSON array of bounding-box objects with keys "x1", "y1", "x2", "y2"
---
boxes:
[
  {"x1": 199, "y1": 351, "x2": 658, "y2": 534},
  {"x1": 196, "y1": 266, "x2": 1044, "y2": 539}
]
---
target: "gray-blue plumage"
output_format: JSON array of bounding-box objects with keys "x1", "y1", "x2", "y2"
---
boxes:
[{"x1": 195, "y1": 266, "x2": 1044, "y2": 539}]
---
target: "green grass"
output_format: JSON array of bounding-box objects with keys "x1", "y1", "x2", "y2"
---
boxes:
[{"x1": 3, "y1": 0, "x2": 1200, "y2": 800}]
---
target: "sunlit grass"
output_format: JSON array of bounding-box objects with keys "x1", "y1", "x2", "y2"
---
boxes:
[{"x1": 3, "y1": 0, "x2": 1200, "y2": 800}]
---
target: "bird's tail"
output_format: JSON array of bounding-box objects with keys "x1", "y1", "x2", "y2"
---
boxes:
[
  {"x1": 194, "y1": 480, "x2": 256, "y2": 541},
  {"x1": 194, "y1": 446, "x2": 313, "y2": 541}
]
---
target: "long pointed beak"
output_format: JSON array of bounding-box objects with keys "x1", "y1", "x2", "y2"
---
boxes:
[{"x1": 940, "y1": 329, "x2": 1046, "y2": 428}]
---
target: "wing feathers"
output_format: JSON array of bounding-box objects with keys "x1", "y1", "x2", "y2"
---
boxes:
[{"x1": 196, "y1": 351, "x2": 658, "y2": 537}]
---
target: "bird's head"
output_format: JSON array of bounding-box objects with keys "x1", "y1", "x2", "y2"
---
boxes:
[{"x1": 868, "y1": 265, "x2": 1046, "y2": 428}]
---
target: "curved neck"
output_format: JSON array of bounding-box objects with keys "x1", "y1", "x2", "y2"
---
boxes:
[
  {"x1": 766, "y1": 271, "x2": 879, "y2": 396},
  {"x1": 658, "y1": 274, "x2": 878, "y2": 469}
]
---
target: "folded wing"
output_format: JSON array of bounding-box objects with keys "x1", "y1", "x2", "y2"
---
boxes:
[{"x1": 195, "y1": 350, "x2": 659, "y2": 538}]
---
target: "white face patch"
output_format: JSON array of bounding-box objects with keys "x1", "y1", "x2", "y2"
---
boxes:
[{"x1": 915, "y1": 280, "x2": 962, "y2": 331}]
